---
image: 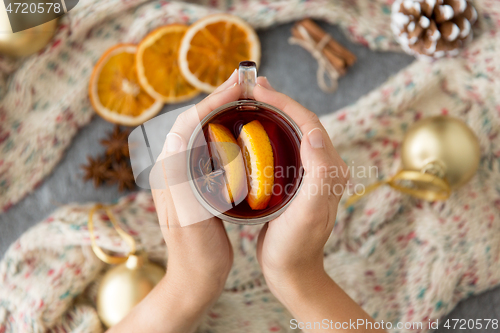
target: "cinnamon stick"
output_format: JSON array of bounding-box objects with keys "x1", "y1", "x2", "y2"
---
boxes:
[
  {"x1": 299, "y1": 19, "x2": 357, "y2": 66},
  {"x1": 291, "y1": 26, "x2": 346, "y2": 75}
]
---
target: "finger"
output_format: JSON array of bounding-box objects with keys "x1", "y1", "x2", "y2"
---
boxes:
[
  {"x1": 150, "y1": 165, "x2": 179, "y2": 229},
  {"x1": 165, "y1": 83, "x2": 241, "y2": 147},
  {"x1": 212, "y1": 69, "x2": 238, "y2": 94},
  {"x1": 253, "y1": 83, "x2": 326, "y2": 143},
  {"x1": 152, "y1": 69, "x2": 242, "y2": 227},
  {"x1": 298, "y1": 127, "x2": 349, "y2": 200},
  {"x1": 300, "y1": 127, "x2": 336, "y2": 199},
  {"x1": 150, "y1": 135, "x2": 184, "y2": 229},
  {"x1": 256, "y1": 223, "x2": 269, "y2": 266},
  {"x1": 151, "y1": 187, "x2": 170, "y2": 228},
  {"x1": 254, "y1": 83, "x2": 341, "y2": 161},
  {"x1": 283, "y1": 128, "x2": 340, "y2": 230},
  {"x1": 253, "y1": 83, "x2": 350, "y2": 175},
  {"x1": 256, "y1": 76, "x2": 276, "y2": 91},
  {"x1": 152, "y1": 132, "x2": 214, "y2": 227},
  {"x1": 195, "y1": 82, "x2": 241, "y2": 120},
  {"x1": 167, "y1": 67, "x2": 239, "y2": 145}
]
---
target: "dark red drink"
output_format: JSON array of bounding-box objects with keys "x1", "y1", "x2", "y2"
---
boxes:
[{"x1": 189, "y1": 101, "x2": 303, "y2": 222}]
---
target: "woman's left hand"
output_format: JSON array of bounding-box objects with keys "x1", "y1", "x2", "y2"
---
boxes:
[
  {"x1": 152, "y1": 70, "x2": 242, "y2": 301},
  {"x1": 108, "y1": 71, "x2": 241, "y2": 333}
]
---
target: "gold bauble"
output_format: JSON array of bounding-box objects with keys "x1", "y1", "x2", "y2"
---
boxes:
[
  {"x1": 401, "y1": 116, "x2": 480, "y2": 189},
  {"x1": 345, "y1": 115, "x2": 481, "y2": 206},
  {"x1": 0, "y1": 7, "x2": 58, "y2": 58},
  {"x1": 97, "y1": 254, "x2": 165, "y2": 328}
]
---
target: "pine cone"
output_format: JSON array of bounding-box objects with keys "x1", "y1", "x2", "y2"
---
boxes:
[{"x1": 391, "y1": 0, "x2": 477, "y2": 58}]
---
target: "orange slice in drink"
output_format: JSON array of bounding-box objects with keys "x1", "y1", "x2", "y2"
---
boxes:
[
  {"x1": 207, "y1": 123, "x2": 247, "y2": 204},
  {"x1": 237, "y1": 120, "x2": 274, "y2": 210},
  {"x1": 89, "y1": 44, "x2": 163, "y2": 126},
  {"x1": 178, "y1": 14, "x2": 261, "y2": 93},
  {"x1": 136, "y1": 24, "x2": 200, "y2": 102}
]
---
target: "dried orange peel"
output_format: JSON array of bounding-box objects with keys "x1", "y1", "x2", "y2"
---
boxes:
[
  {"x1": 238, "y1": 120, "x2": 274, "y2": 210},
  {"x1": 88, "y1": 44, "x2": 163, "y2": 126},
  {"x1": 178, "y1": 14, "x2": 261, "y2": 93},
  {"x1": 208, "y1": 123, "x2": 247, "y2": 204},
  {"x1": 136, "y1": 24, "x2": 200, "y2": 102}
]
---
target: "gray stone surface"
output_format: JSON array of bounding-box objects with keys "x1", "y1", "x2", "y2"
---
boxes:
[{"x1": 0, "y1": 22, "x2": 498, "y2": 331}]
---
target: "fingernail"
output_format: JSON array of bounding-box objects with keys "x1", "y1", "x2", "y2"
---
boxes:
[
  {"x1": 225, "y1": 82, "x2": 237, "y2": 90},
  {"x1": 229, "y1": 69, "x2": 237, "y2": 79},
  {"x1": 256, "y1": 83, "x2": 267, "y2": 90},
  {"x1": 166, "y1": 133, "x2": 182, "y2": 153},
  {"x1": 307, "y1": 128, "x2": 324, "y2": 149},
  {"x1": 224, "y1": 69, "x2": 237, "y2": 84}
]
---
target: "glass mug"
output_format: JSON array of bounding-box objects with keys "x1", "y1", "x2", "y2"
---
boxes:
[{"x1": 187, "y1": 61, "x2": 304, "y2": 224}]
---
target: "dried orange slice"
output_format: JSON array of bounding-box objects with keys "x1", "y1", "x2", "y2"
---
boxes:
[
  {"x1": 178, "y1": 14, "x2": 261, "y2": 93},
  {"x1": 136, "y1": 24, "x2": 200, "y2": 102},
  {"x1": 237, "y1": 120, "x2": 274, "y2": 210},
  {"x1": 208, "y1": 123, "x2": 247, "y2": 204},
  {"x1": 89, "y1": 44, "x2": 163, "y2": 126}
]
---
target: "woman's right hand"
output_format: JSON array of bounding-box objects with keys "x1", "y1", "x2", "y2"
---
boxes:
[
  {"x1": 254, "y1": 80, "x2": 384, "y2": 333},
  {"x1": 254, "y1": 78, "x2": 349, "y2": 299}
]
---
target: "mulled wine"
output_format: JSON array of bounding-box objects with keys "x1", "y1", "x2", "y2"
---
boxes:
[{"x1": 189, "y1": 100, "x2": 303, "y2": 223}]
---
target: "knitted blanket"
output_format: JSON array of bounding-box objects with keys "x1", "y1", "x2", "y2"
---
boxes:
[{"x1": 1, "y1": 0, "x2": 500, "y2": 332}]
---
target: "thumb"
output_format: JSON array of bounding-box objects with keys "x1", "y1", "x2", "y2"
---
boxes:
[
  {"x1": 299, "y1": 127, "x2": 335, "y2": 203},
  {"x1": 284, "y1": 127, "x2": 346, "y2": 225}
]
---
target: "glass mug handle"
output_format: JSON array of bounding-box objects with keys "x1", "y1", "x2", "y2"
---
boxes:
[{"x1": 238, "y1": 61, "x2": 257, "y2": 100}]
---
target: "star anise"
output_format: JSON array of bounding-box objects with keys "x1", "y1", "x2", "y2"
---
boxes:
[
  {"x1": 107, "y1": 161, "x2": 136, "y2": 192},
  {"x1": 81, "y1": 156, "x2": 111, "y2": 187},
  {"x1": 101, "y1": 125, "x2": 130, "y2": 161},
  {"x1": 198, "y1": 156, "x2": 224, "y2": 193}
]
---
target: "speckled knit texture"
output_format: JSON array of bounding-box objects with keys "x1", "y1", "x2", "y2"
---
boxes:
[{"x1": 1, "y1": 0, "x2": 500, "y2": 332}]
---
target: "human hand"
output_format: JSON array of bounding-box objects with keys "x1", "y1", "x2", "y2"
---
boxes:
[
  {"x1": 108, "y1": 72, "x2": 242, "y2": 333},
  {"x1": 251, "y1": 80, "x2": 382, "y2": 333},
  {"x1": 145, "y1": 72, "x2": 241, "y2": 332},
  {"x1": 254, "y1": 78, "x2": 349, "y2": 302}
]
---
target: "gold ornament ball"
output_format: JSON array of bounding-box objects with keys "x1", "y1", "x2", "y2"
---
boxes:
[
  {"x1": 97, "y1": 254, "x2": 165, "y2": 328},
  {"x1": 0, "y1": 12, "x2": 58, "y2": 58},
  {"x1": 401, "y1": 115, "x2": 480, "y2": 189}
]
